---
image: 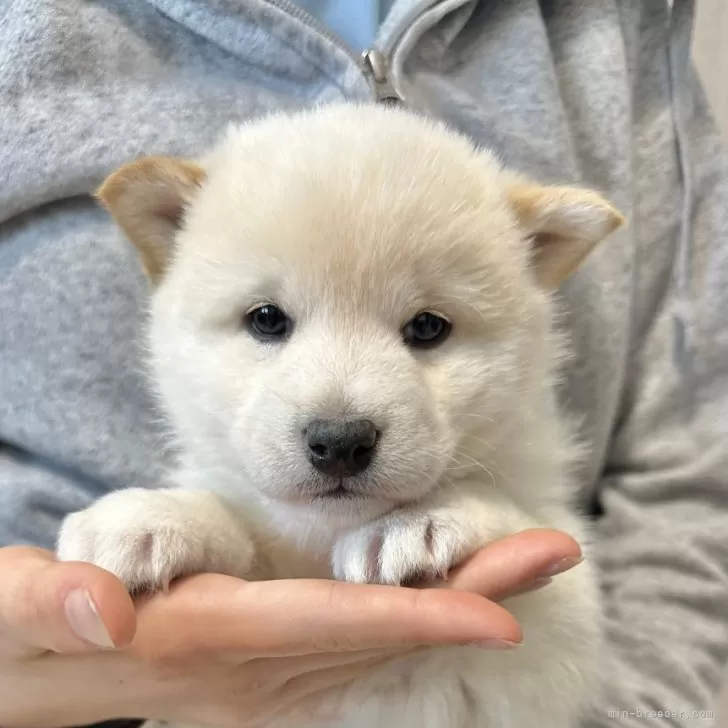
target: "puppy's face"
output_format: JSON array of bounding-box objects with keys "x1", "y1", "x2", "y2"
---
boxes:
[{"x1": 99, "y1": 105, "x2": 622, "y2": 528}]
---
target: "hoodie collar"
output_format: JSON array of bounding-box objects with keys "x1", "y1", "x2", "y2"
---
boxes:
[{"x1": 145, "y1": 0, "x2": 475, "y2": 103}]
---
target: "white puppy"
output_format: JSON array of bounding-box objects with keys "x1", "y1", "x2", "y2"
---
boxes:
[{"x1": 58, "y1": 103, "x2": 623, "y2": 728}]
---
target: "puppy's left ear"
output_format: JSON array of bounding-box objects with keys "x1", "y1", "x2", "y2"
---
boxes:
[
  {"x1": 96, "y1": 157, "x2": 206, "y2": 283},
  {"x1": 507, "y1": 182, "x2": 625, "y2": 289}
]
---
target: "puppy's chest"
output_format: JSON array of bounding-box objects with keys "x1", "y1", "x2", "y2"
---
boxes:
[{"x1": 249, "y1": 530, "x2": 336, "y2": 581}]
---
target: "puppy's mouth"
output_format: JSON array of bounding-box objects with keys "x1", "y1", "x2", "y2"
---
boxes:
[
  {"x1": 315, "y1": 482, "x2": 363, "y2": 500},
  {"x1": 272, "y1": 476, "x2": 368, "y2": 505}
]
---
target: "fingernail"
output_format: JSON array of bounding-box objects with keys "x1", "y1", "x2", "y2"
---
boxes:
[
  {"x1": 541, "y1": 556, "x2": 583, "y2": 578},
  {"x1": 64, "y1": 589, "x2": 116, "y2": 649},
  {"x1": 471, "y1": 639, "x2": 521, "y2": 650},
  {"x1": 511, "y1": 576, "x2": 553, "y2": 597}
]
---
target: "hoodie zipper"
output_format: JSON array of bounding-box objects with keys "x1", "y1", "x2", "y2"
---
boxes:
[
  {"x1": 262, "y1": 0, "x2": 404, "y2": 103},
  {"x1": 361, "y1": 49, "x2": 402, "y2": 104}
]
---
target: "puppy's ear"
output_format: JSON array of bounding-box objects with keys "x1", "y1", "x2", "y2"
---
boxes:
[
  {"x1": 506, "y1": 182, "x2": 625, "y2": 289},
  {"x1": 96, "y1": 157, "x2": 206, "y2": 282}
]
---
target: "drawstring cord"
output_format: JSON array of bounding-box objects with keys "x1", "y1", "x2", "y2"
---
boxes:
[{"x1": 666, "y1": 0, "x2": 696, "y2": 373}]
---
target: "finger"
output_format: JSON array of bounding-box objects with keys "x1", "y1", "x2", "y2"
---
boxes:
[
  {"x1": 0, "y1": 546, "x2": 136, "y2": 654},
  {"x1": 131, "y1": 575, "x2": 523, "y2": 660},
  {"x1": 443, "y1": 528, "x2": 583, "y2": 600},
  {"x1": 253, "y1": 646, "x2": 398, "y2": 684}
]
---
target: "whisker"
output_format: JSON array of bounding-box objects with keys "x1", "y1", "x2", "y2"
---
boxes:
[
  {"x1": 454, "y1": 452, "x2": 498, "y2": 487},
  {"x1": 451, "y1": 412, "x2": 497, "y2": 424}
]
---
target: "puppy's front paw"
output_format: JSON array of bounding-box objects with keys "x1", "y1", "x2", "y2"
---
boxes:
[
  {"x1": 333, "y1": 511, "x2": 475, "y2": 586},
  {"x1": 57, "y1": 488, "x2": 254, "y2": 593}
]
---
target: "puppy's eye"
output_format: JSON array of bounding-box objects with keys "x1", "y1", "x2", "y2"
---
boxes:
[
  {"x1": 246, "y1": 304, "x2": 291, "y2": 341},
  {"x1": 402, "y1": 311, "x2": 451, "y2": 349}
]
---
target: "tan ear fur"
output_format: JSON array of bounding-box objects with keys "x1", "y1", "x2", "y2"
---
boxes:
[
  {"x1": 96, "y1": 157, "x2": 206, "y2": 282},
  {"x1": 507, "y1": 183, "x2": 625, "y2": 289}
]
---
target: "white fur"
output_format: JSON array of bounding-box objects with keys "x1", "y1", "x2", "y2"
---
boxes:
[{"x1": 57, "y1": 104, "x2": 610, "y2": 728}]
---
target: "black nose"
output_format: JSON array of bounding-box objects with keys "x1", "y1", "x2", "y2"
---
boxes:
[{"x1": 306, "y1": 419, "x2": 378, "y2": 477}]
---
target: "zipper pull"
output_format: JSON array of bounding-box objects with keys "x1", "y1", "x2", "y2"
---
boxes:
[{"x1": 361, "y1": 49, "x2": 403, "y2": 104}]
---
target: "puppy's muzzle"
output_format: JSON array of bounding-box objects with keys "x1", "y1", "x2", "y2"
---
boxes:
[{"x1": 305, "y1": 418, "x2": 379, "y2": 477}]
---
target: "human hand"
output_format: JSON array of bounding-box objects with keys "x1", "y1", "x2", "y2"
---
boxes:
[{"x1": 0, "y1": 529, "x2": 582, "y2": 727}]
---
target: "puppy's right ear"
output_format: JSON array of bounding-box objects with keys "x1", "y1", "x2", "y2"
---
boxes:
[{"x1": 96, "y1": 157, "x2": 206, "y2": 283}]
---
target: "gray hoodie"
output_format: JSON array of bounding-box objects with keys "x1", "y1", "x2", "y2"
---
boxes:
[{"x1": 1, "y1": 0, "x2": 727, "y2": 725}]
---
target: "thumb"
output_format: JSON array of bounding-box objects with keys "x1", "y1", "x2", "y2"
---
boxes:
[{"x1": 0, "y1": 546, "x2": 136, "y2": 655}]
